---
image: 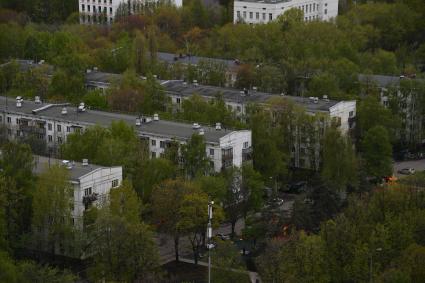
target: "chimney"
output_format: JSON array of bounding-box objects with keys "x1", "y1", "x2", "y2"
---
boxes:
[
  {"x1": 82, "y1": 159, "x2": 89, "y2": 166},
  {"x1": 61, "y1": 107, "x2": 67, "y2": 115},
  {"x1": 78, "y1": 102, "x2": 86, "y2": 112},
  {"x1": 16, "y1": 96, "x2": 22, "y2": 108},
  {"x1": 153, "y1": 113, "x2": 159, "y2": 121},
  {"x1": 215, "y1": 122, "x2": 222, "y2": 130}
]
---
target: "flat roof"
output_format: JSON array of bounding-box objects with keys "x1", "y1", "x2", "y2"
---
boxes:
[
  {"x1": 33, "y1": 155, "x2": 107, "y2": 181},
  {"x1": 162, "y1": 80, "x2": 339, "y2": 112},
  {"x1": 358, "y1": 74, "x2": 425, "y2": 88},
  {"x1": 234, "y1": 0, "x2": 290, "y2": 4},
  {"x1": 157, "y1": 52, "x2": 239, "y2": 69},
  {"x1": 0, "y1": 96, "x2": 234, "y2": 143}
]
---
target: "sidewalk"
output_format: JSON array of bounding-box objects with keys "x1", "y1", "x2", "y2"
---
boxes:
[{"x1": 178, "y1": 257, "x2": 262, "y2": 283}]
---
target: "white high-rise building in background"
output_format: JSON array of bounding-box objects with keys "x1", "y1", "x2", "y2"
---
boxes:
[
  {"x1": 233, "y1": 0, "x2": 338, "y2": 24},
  {"x1": 79, "y1": 0, "x2": 183, "y2": 25}
]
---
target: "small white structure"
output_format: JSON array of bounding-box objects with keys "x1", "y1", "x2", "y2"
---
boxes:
[
  {"x1": 33, "y1": 155, "x2": 123, "y2": 227},
  {"x1": 233, "y1": 0, "x2": 338, "y2": 24}
]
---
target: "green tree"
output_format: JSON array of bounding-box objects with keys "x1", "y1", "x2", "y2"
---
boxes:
[
  {"x1": 89, "y1": 182, "x2": 160, "y2": 282},
  {"x1": 177, "y1": 190, "x2": 223, "y2": 264},
  {"x1": 0, "y1": 142, "x2": 34, "y2": 249},
  {"x1": 31, "y1": 165, "x2": 75, "y2": 256},
  {"x1": 211, "y1": 240, "x2": 247, "y2": 283},
  {"x1": 321, "y1": 126, "x2": 357, "y2": 192},
  {"x1": 181, "y1": 133, "x2": 210, "y2": 179},
  {"x1": 362, "y1": 126, "x2": 393, "y2": 178},
  {"x1": 137, "y1": 158, "x2": 176, "y2": 201},
  {"x1": 151, "y1": 178, "x2": 198, "y2": 262}
]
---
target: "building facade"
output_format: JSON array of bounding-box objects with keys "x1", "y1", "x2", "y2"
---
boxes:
[
  {"x1": 358, "y1": 74, "x2": 425, "y2": 150},
  {"x1": 33, "y1": 155, "x2": 123, "y2": 227},
  {"x1": 0, "y1": 96, "x2": 252, "y2": 173},
  {"x1": 79, "y1": 0, "x2": 182, "y2": 25},
  {"x1": 233, "y1": 0, "x2": 338, "y2": 24}
]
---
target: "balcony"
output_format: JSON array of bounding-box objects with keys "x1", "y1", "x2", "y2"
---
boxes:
[
  {"x1": 242, "y1": 147, "x2": 252, "y2": 163},
  {"x1": 19, "y1": 125, "x2": 46, "y2": 135}
]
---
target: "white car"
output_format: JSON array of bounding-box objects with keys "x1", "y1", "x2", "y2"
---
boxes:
[{"x1": 398, "y1": 168, "x2": 415, "y2": 175}]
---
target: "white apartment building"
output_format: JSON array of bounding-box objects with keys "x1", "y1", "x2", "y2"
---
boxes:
[
  {"x1": 33, "y1": 155, "x2": 123, "y2": 227},
  {"x1": 0, "y1": 96, "x2": 252, "y2": 173},
  {"x1": 358, "y1": 74, "x2": 425, "y2": 149},
  {"x1": 79, "y1": 0, "x2": 182, "y2": 24},
  {"x1": 233, "y1": 0, "x2": 338, "y2": 24}
]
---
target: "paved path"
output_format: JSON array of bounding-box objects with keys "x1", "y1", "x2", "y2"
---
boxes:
[
  {"x1": 178, "y1": 257, "x2": 262, "y2": 283},
  {"x1": 157, "y1": 218, "x2": 246, "y2": 264},
  {"x1": 393, "y1": 159, "x2": 425, "y2": 178}
]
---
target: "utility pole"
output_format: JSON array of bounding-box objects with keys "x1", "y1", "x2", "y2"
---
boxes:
[{"x1": 207, "y1": 200, "x2": 214, "y2": 283}]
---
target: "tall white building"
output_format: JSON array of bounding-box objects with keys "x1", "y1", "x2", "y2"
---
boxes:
[
  {"x1": 233, "y1": 0, "x2": 338, "y2": 24},
  {"x1": 79, "y1": 0, "x2": 182, "y2": 25},
  {"x1": 33, "y1": 156, "x2": 123, "y2": 227}
]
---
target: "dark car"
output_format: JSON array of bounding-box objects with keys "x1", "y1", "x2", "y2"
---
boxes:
[{"x1": 286, "y1": 181, "x2": 308, "y2": 194}]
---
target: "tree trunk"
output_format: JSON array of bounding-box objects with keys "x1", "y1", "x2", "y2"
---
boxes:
[
  {"x1": 193, "y1": 248, "x2": 198, "y2": 265},
  {"x1": 231, "y1": 220, "x2": 236, "y2": 237},
  {"x1": 174, "y1": 236, "x2": 180, "y2": 262}
]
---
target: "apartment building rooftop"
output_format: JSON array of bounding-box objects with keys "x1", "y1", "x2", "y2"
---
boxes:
[
  {"x1": 33, "y1": 155, "x2": 105, "y2": 181},
  {"x1": 358, "y1": 74, "x2": 425, "y2": 88},
  {"x1": 0, "y1": 96, "x2": 234, "y2": 143},
  {"x1": 157, "y1": 52, "x2": 239, "y2": 69},
  {"x1": 235, "y1": 0, "x2": 290, "y2": 3},
  {"x1": 162, "y1": 80, "x2": 340, "y2": 112}
]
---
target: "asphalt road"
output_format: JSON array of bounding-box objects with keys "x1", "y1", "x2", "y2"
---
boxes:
[{"x1": 393, "y1": 159, "x2": 425, "y2": 177}]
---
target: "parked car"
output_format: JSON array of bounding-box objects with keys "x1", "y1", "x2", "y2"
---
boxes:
[
  {"x1": 216, "y1": 233, "x2": 231, "y2": 241},
  {"x1": 285, "y1": 181, "x2": 308, "y2": 194},
  {"x1": 398, "y1": 168, "x2": 415, "y2": 175}
]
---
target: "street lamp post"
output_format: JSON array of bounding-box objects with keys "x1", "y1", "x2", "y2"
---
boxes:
[
  {"x1": 369, "y1": 247, "x2": 382, "y2": 283},
  {"x1": 207, "y1": 200, "x2": 214, "y2": 283}
]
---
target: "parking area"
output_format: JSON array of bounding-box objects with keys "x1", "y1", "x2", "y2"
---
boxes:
[{"x1": 393, "y1": 159, "x2": 425, "y2": 178}]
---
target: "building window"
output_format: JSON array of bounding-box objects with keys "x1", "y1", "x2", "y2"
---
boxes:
[
  {"x1": 237, "y1": 11, "x2": 240, "y2": 18},
  {"x1": 151, "y1": 139, "x2": 157, "y2": 146},
  {"x1": 48, "y1": 135, "x2": 52, "y2": 142},
  {"x1": 88, "y1": 5, "x2": 90, "y2": 11},
  {"x1": 103, "y1": 6, "x2": 107, "y2": 13},
  {"x1": 176, "y1": 98, "x2": 181, "y2": 104},
  {"x1": 210, "y1": 148, "x2": 214, "y2": 156},
  {"x1": 244, "y1": 142, "x2": 249, "y2": 149},
  {"x1": 57, "y1": 125, "x2": 61, "y2": 132},
  {"x1": 236, "y1": 106, "x2": 241, "y2": 112},
  {"x1": 324, "y1": 9, "x2": 327, "y2": 14},
  {"x1": 243, "y1": 11, "x2": 246, "y2": 18},
  {"x1": 262, "y1": 13, "x2": 266, "y2": 20},
  {"x1": 7, "y1": 117, "x2": 11, "y2": 123},
  {"x1": 151, "y1": 151, "x2": 156, "y2": 158},
  {"x1": 7, "y1": 129, "x2": 11, "y2": 136},
  {"x1": 67, "y1": 126, "x2": 71, "y2": 133},
  {"x1": 82, "y1": 4, "x2": 85, "y2": 11},
  {"x1": 249, "y1": 12, "x2": 253, "y2": 19},
  {"x1": 57, "y1": 136, "x2": 62, "y2": 144},
  {"x1": 256, "y1": 12, "x2": 259, "y2": 19},
  {"x1": 349, "y1": 111, "x2": 354, "y2": 117},
  {"x1": 110, "y1": 7, "x2": 112, "y2": 14},
  {"x1": 84, "y1": 187, "x2": 92, "y2": 196},
  {"x1": 302, "y1": 5, "x2": 304, "y2": 12},
  {"x1": 112, "y1": 179, "x2": 119, "y2": 188},
  {"x1": 0, "y1": 116, "x2": 2, "y2": 123},
  {"x1": 98, "y1": 6, "x2": 101, "y2": 13},
  {"x1": 269, "y1": 13, "x2": 272, "y2": 21},
  {"x1": 110, "y1": 0, "x2": 112, "y2": 3},
  {"x1": 160, "y1": 141, "x2": 165, "y2": 148},
  {"x1": 16, "y1": 118, "x2": 19, "y2": 124}
]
